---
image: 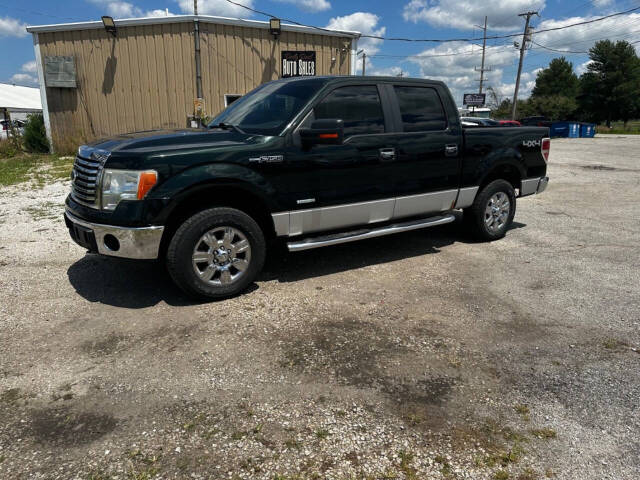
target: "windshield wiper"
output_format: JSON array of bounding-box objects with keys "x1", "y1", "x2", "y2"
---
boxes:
[{"x1": 209, "y1": 122, "x2": 246, "y2": 134}]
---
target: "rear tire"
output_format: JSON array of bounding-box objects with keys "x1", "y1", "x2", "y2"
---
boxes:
[
  {"x1": 166, "y1": 207, "x2": 266, "y2": 299},
  {"x1": 464, "y1": 179, "x2": 516, "y2": 241}
]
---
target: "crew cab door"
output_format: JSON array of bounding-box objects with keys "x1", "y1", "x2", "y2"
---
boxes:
[
  {"x1": 385, "y1": 84, "x2": 462, "y2": 218},
  {"x1": 282, "y1": 84, "x2": 398, "y2": 235}
]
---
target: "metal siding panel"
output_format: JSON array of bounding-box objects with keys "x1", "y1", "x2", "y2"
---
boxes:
[{"x1": 153, "y1": 24, "x2": 170, "y2": 127}]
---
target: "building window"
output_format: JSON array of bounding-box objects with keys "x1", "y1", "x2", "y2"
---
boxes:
[{"x1": 224, "y1": 94, "x2": 242, "y2": 107}]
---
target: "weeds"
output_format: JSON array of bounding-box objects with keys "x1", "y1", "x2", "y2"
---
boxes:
[
  {"x1": 530, "y1": 428, "x2": 557, "y2": 439},
  {"x1": 0, "y1": 154, "x2": 73, "y2": 187}
]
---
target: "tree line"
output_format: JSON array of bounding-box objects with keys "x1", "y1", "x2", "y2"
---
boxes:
[{"x1": 492, "y1": 40, "x2": 640, "y2": 125}]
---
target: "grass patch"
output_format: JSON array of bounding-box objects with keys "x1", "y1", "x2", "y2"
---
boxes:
[
  {"x1": 530, "y1": 427, "x2": 557, "y2": 439},
  {"x1": 514, "y1": 404, "x2": 531, "y2": 421},
  {"x1": 284, "y1": 438, "x2": 302, "y2": 450},
  {"x1": 517, "y1": 467, "x2": 539, "y2": 480},
  {"x1": 23, "y1": 201, "x2": 61, "y2": 221},
  {"x1": 597, "y1": 121, "x2": 640, "y2": 135},
  {"x1": 315, "y1": 428, "x2": 330, "y2": 440},
  {"x1": 0, "y1": 154, "x2": 73, "y2": 187},
  {"x1": 494, "y1": 470, "x2": 510, "y2": 480},
  {"x1": 602, "y1": 338, "x2": 628, "y2": 350},
  {"x1": 398, "y1": 450, "x2": 417, "y2": 479}
]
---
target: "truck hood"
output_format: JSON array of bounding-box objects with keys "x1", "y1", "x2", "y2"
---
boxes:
[{"x1": 87, "y1": 128, "x2": 267, "y2": 155}]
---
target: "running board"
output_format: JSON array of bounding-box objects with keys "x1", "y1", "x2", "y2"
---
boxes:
[{"x1": 287, "y1": 214, "x2": 456, "y2": 252}]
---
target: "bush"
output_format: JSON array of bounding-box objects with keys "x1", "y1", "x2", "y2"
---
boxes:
[
  {"x1": 23, "y1": 113, "x2": 50, "y2": 153},
  {"x1": 0, "y1": 139, "x2": 19, "y2": 158}
]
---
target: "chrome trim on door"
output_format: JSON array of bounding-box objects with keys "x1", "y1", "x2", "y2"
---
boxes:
[
  {"x1": 393, "y1": 189, "x2": 458, "y2": 219},
  {"x1": 289, "y1": 198, "x2": 395, "y2": 236},
  {"x1": 272, "y1": 188, "x2": 479, "y2": 237},
  {"x1": 454, "y1": 186, "x2": 479, "y2": 209},
  {"x1": 271, "y1": 212, "x2": 290, "y2": 236}
]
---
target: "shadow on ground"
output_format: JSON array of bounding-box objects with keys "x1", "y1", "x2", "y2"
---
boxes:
[{"x1": 67, "y1": 217, "x2": 526, "y2": 308}]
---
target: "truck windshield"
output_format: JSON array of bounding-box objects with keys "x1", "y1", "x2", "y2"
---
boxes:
[{"x1": 208, "y1": 79, "x2": 326, "y2": 136}]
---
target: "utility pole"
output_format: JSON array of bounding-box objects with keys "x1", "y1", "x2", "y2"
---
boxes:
[
  {"x1": 193, "y1": 0, "x2": 198, "y2": 15},
  {"x1": 362, "y1": 52, "x2": 366, "y2": 76},
  {"x1": 475, "y1": 16, "x2": 490, "y2": 94},
  {"x1": 511, "y1": 11, "x2": 537, "y2": 120}
]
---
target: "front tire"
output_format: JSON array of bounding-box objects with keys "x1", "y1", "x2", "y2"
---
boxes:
[
  {"x1": 464, "y1": 179, "x2": 516, "y2": 241},
  {"x1": 166, "y1": 207, "x2": 266, "y2": 299}
]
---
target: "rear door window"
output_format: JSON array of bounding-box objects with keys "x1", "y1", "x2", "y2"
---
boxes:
[
  {"x1": 394, "y1": 86, "x2": 447, "y2": 132},
  {"x1": 314, "y1": 85, "x2": 385, "y2": 138}
]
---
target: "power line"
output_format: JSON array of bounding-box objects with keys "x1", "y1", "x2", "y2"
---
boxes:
[
  {"x1": 531, "y1": 41, "x2": 589, "y2": 54},
  {"x1": 224, "y1": 0, "x2": 640, "y2": 43},
  {"x1": 0, "y1": 2, "x2": 79, "y2": 21}
]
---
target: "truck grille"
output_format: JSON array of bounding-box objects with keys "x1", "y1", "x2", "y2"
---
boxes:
[{"x1": 70, "y1": 149, "x2": 109, "y2": 208}]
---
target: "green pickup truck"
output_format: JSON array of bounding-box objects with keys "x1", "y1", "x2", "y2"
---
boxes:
[{"x1": 64, "y1": 76, "x2": 550, "y2": 299}]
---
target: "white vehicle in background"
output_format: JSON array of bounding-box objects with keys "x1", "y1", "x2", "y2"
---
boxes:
[{"x1": 0, "y1": 119, "x2": 25, "y2": 140}]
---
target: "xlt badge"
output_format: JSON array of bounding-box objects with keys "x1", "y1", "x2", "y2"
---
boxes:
[{"x1": 249, "y1": 155, "x2": 284, "y2": 164}]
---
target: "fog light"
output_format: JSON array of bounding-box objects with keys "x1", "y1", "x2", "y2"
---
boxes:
[{"x1": 104, "y1": 234, "x2": 120, "y2": 251}]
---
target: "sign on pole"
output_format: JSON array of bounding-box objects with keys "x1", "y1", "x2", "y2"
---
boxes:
[{"x1": 463, "y1": 93, "x2": 486, "y2": 107}]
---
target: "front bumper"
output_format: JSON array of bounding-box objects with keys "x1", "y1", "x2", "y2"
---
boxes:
[
  {"x1": 520, "y1": 176, "x2": 549, "y2": 197},
  {"x1": 64, "y1": 209, "x2": 164, "y2": 260}
]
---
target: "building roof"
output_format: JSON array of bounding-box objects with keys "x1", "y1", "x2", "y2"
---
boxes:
[
  {"x1": 26, "y1": 14, "x2": 360, "y2": 39},
  {"x1": 0, "y1": 83, "x2": 42, "y2": 113}
]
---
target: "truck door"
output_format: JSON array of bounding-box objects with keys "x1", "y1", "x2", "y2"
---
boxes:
[
  {"x1": 282, "y1": 84, "x2": 399, "y2": 236},
  {"x1": 386, "y1": 84, "x2": 462, "y2": 219}
]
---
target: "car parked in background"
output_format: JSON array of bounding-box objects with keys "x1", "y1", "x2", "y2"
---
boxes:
[
  {"x1": 0, "y1": 119, "x2": 25, "y2": 140},
  {"x1": 461, "y1": 117, "x2": 501, "y2": 127},
  {"x1": 520, "y1": 116, "x2": 550, "y2": 127},
  {"x1": 499, "y1": 120, "x2": 521, "y2": 127}
]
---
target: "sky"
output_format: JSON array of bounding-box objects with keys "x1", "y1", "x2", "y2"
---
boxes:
[{"x1": 1, "y1": 0, "x2": 640, "y2": 106}]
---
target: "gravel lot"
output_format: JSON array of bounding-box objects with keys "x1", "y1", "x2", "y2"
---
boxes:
[{"x1": 1, "y1": 136, "x2": 639, "y2": 480}]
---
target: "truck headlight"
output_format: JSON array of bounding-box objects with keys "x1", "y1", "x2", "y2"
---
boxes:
[{"x1": 101, "y1": 169, "x2": 158, "y2": 211}]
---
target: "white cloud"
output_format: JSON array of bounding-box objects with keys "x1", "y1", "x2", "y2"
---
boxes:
[
  {"x1": 146, "y1": 9, "x2": 174, "y2": 17},
  {"x1": 402, "y1": 0, "x2": 546, "y2": 31},
  {"x1": 21, "y1": 61, "x2": 37, "y2": 73},
  {"x1": 10, "y1": 73, "x2": 38, "y2": 86},
  {"x1": 407, "y1": 41, "x2": 524, "y2": 104},
  {"x1": 368, "y1": 66, "x2": 405, "y2": 76},
  {"x1": 534, "y1": 13, "x2": 640, "y2": 54},
  {"x1": 176, "y1": 0, "x2": 254, "y2": 16},
  {"x1": 0, "y1": 16, "x2": 28, "y2": 37},
  {"x1": 88, "y1": 1, "x2": 174, "y2": 18},
  {"x1": 274, "y1": 0, "x2": 330, "y2": 13},
  {"x1": 575, "y1": 60, "x2": 593, "y2": 76},
  {"x1": 326, "y1": 12, "x2": 386, "y2": 57}
]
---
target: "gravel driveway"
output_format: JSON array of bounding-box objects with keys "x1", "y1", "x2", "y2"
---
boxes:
[{"x1": 1, "y1": 136, "x2": 638, "y2": 480}]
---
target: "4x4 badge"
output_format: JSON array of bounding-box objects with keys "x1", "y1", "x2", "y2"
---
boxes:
[{"x1": 249, "y1": 155, "x2": 284, "y2": 164}]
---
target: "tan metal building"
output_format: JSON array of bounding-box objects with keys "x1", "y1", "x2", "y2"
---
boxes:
[{"x1": 26, "y1": 15, "x2": 360, "y2": 152}]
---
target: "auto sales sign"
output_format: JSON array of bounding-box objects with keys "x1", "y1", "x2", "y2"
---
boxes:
[{"x1": 281, "y1": 51, "x2": 316, "y2": 78}]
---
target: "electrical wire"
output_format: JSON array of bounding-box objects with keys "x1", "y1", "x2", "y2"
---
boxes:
[{"x1": 224, "y1": 0, "x2": 640, "y2": 43}]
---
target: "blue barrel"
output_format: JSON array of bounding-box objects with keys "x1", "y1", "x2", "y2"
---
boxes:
[
  {"x1": 550, "y1": 121, "x2": 580, "y2": 138},
  {"x1": 580, "y1": 123, "x2": 595, "y2": 138},
  {"x1": 550, "y1": 122, "x2": 569, "y2": 137}
]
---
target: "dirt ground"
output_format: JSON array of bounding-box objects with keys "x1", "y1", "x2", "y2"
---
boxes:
[{"x1": 1, "y1": 136, "x2": 639, "y2": 480}]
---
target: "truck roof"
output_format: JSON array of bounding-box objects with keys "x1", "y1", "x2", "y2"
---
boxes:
[{"x1": 273, "y1": 75, "x2": 447, "y2": 88}]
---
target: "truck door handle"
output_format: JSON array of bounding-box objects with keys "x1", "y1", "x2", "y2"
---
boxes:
[
  {"x1": 379, "y1": 147, "x2": 396, "y2": 162},
  {"x1": 445, "y1": 144, "x2": 458, "y2": 157}
]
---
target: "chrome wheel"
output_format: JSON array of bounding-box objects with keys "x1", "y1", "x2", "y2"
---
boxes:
[
  {"x1": 484, "y1": 192, "x2": 511, "y2": 233},
  {"x1": 192, "y1": 226, "x2": 251, "y2": 286}
]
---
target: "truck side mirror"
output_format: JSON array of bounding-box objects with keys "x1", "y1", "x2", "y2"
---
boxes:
[{"x1": 300, "y1": 119, "x2": 344, "y2": 147}]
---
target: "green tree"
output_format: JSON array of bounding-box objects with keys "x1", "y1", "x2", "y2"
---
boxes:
[
  {"x1": 23, "y1": 113, "x2": 50, "y2": 153},
  {"x1": 532, "y1": 57, "x2": 580, "y2": 98},
  {"x1": 579, "y1": 40, "x2": 640, "y2": 126}
]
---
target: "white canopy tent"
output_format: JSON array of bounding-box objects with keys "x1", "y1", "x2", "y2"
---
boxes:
[{"x1": 0, "y1": 83, "x2": 42, "y2": 119}]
